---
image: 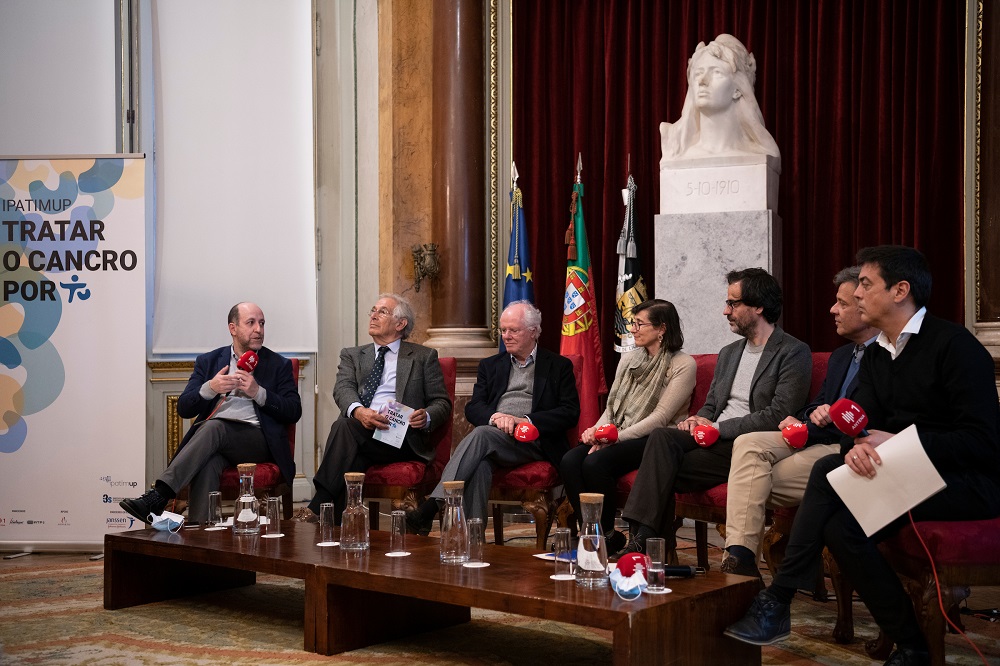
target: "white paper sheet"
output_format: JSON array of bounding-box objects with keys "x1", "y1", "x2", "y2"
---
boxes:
[{"x1": 826, "y1": 424, "x2": 946, "y2": 536}]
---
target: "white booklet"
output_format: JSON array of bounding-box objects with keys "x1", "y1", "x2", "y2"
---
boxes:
[
  {"x1": 372, "y1": 400, "x2": 413, "y2": 449},
  {"x1": 826, "y1": 424, "x2": 946, "y2": 536}
]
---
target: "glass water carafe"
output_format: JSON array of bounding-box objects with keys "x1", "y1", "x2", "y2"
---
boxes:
[
  {"x1": 233, "y1": 463, "x2": 260, "y2": 535},
  {"x1": 439, "y1": 480, "x2": 469, "y2": 564},
  {"x1": 575, "y1": 492, "x2": 609, "y2": 587},
  {"x1": 340, "y1": 472, "x2": 370, "y2": 551}
]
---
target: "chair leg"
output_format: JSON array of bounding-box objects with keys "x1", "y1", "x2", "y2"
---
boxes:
[
  {"x1": 368, "y1": 500, "x2": 380, "y2": 530},
  {"x1": 695, "y1": 520, "x2": 709, "y2": 570},
  {"x1": 523, "y1": 494, "x2": 553, "y2": 551},
  {"x1": 281, "y1": 488, "x2": 293, "y2": 520},
  {"x1": 492, "y1": 503, "x2": 505, "y2": 546},
  {"x1": 827, "y1": 548, "x2": 855, "y2": 644}
]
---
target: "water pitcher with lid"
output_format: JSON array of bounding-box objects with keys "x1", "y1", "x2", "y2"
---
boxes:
[
  {"x1": 439, "y1": 480, "x2": 469, "y2": 564},
  {"x1": 575, "y1": 492, "x2": 609, "y2": 587},
  {"x1": 233, "y1": 463, "x2": 260, "y2": 535},
  {"x1": 340, "y1": 472, "x2": 370, "y2": 550}
]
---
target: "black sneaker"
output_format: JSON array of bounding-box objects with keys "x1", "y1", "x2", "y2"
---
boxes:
[
  {"x1": 405, "y1": 509, "x2": 432, "y2": 536},
  {"x1": 723, "y1": 589, "x2": 791, "y2": 645},
  {"x1": 883, "y1": 647, "x2": 931, "y2": 666},
  {"x1": 613, "y1": 532, "x2": 645, "y2": 560},
  {"x1": 120, "y1": 488, "x2": 168, "y2": 524},
  {"x1": 721, "y1": 554, "x2": 765, "y2": 590},
  {"x1": 605, "y1": 529, "x2": 627, "y2": 555}
]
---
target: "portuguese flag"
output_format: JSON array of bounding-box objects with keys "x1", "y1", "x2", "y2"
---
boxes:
[{"x1": 560, "y1": 179, "x2": 607, "y2": 433}]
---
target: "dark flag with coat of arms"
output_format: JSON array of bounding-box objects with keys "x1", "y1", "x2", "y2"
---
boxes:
[{"x1": 614, "y1": 172, "x2": 647, "y2": 354}]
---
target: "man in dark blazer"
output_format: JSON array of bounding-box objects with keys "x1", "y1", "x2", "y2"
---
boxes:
[
  {"x1": 120, "y1": 302, "x2": 302, "y2": 524},
  {"x1": 294, "y1": 293, "x2": 452, "y2": 521},
  {"x1": 618, "y1": 268, "x2": 812, "y2": 557},
  {"x1": 726, "y1": 246, "x2": 1000, "y2": 665},
  {"x1": 721, "y1": 266, "x2": 879, "y2": 578},
  {"x1": 407, "y1": 300, "x2": 580, "y2": 530}
]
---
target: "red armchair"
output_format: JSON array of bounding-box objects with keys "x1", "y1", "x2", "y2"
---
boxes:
[
  {"x1": 217, "y1": 358, "x2": 299, "y2": 519},
  {"x1": 489, "y1": 354, "x2": 584, "y2": 549}
]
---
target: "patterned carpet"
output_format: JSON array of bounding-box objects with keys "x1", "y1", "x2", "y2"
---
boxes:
[{"x1": 1, "y1": 520, "x2": 997, "y2": 665}]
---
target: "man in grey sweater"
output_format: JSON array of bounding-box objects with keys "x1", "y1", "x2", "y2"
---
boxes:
[{"x1": 617, "y1": 268, "x2": 812, "y2": 558}]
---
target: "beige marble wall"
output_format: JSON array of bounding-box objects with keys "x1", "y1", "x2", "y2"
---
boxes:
[{"x1": 378, "y1": 0, "x2": 435, "y2": 343}]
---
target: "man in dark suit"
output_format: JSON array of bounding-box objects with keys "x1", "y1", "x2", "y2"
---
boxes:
[
  {"x1": 407, "y1": 300, "x2": 580, "y2": 531},
  {"x1": 618, "y1": 268, "x2": 812, "y2": 557},
  {"x1": 725, "y1": 246, "x2": 1000, "y2": 666},
  {"x1": 720, "y1": 266, "x2": 879, "y2": 578},
  {"x1": 120, "y1": 302, "x2": 302, "y2": 524},
  {"x1": 293, "y1": 293, "x2": 452, "y2": 521}
]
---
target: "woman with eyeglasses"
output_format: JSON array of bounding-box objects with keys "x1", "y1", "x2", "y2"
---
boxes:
[{"x1": 560, "y1": 299, "x2": 696, "y2": 555}]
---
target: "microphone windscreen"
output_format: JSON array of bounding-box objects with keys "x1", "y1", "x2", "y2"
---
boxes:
[
  {"x1": 829, "y1": 398, "x2": 869, "y2": 436},
  {"x1": 237, "y1": 350, "x2": 259, "y2": 373},
  {"x1": 595, "y1": 423, "x2": 619, "y2": 444},
  {"x1": 514, "y1": 422, "x2": 539, "y2": 442},
  {"x1": 616, "y1": 552, "x2": 651, "y2": 578},
  {"x1": 692, "y1": 424, "x2": 720, "y2": 448},
  {"x1": 781, "y1": 422, "x2": 809, "y2": 449}
]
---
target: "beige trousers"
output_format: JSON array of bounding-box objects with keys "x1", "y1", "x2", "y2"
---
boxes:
[{"x1": 724, "y1": 431, "x2": 841, "y2": 554}]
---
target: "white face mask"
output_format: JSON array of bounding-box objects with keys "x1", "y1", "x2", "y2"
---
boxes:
[
  {"x1": 609, "y1": 567, "x2": 648, "y2": 601},
  {"x1": 149, "y1": 510, "x2": 185, "y2": 533}
]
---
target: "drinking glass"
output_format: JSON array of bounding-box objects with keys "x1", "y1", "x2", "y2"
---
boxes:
[
  {"x1": 318, "y1": 502, "x2": 338, "y2": 546},
  {"x1": 645, "y1": 537, "x2": 668, "y2": 593},
  {"x1": 262, "y1": 497, "x2": 283, "y2": 537},
  {"x1": 463, "y1": 518, "x2": 489, "y2": 567},
  {"x1": 387, "y1": 509, "x2": 409, "y2": 556},
  {"x1": 205, "y1": 491, "x2": 224, "y2": 530},
  {"x1": 551, "y1": 527, "x2": 575, "y2": 580}
]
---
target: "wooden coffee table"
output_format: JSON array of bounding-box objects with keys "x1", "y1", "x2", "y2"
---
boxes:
[{"x1": 104, "y1": 521, "x2": 760, "y2": 664}]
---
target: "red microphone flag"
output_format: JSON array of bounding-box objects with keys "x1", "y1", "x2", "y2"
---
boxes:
[
  {"x1": 237, "y1": 350, "x2": 259, "y2": 373},
  {"x1": 829, "y1": 398, "x2": 869, "y2": 436},
  {"x1": 781, "y1": 422, "x2": 809, "y2": 449},
  {"x1": 692, "y1": 424, "x2": 719, "y2": 447}
]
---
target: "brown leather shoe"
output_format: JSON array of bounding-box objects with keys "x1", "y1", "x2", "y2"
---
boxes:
[{"x1": 291, "y1": 507, "x2": 318, "y2": 523}]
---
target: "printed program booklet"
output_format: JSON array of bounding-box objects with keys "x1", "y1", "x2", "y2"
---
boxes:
[{"x1": 372, "y1": 400, "x2": 413, "y2": 449}]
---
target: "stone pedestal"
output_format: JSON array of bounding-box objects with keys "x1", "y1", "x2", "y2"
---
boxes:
[
  {"x1": 659, "y1": 155, "x2": 780, "y2": 215},
  {"x1": 655, "y1": 154, "x2": 781, "y2": 354},
  {"x1": 654, "y1": 211, "x2": 782, "y2": 355}
]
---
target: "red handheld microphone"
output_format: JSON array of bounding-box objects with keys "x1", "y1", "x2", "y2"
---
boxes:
[
  {"x1": 829, "y1": 398, "x2": 869, "y2": 437},
  {"x1": 514, "y1": 422, "x2": 539, "y2": 442},
  {"x1": 781, "y1": 422, "x2": 809, "y2": 449},
  {"x1": 692, "y1": 424, "x2": 720, "y2": 447},
  {"x1": 595, "y1": 423, "x2": 619, "y2": 444},
  {"x1": 237, "y1": 350, "x2": 259, "y2": 373}
]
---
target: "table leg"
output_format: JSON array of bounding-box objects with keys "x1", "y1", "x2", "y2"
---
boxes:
[
  {"x1": 311, "y1": 580, "x2": 470, "y2": 656},
  {"x1": 104, "y1": 546, "x2": 255, "y2": 610}
]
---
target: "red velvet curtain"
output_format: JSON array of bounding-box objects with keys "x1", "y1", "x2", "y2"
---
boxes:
[{"x1": 512, "y1": 0, "x2": 965, "y2": 384}]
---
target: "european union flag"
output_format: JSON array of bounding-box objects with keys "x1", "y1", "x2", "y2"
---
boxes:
[
  {"x1": 501, "y1": 177, "x2": 534, "y2": 353},
  {"x1": 503, "y1": 184, "x2": 534, "y2": 308}
]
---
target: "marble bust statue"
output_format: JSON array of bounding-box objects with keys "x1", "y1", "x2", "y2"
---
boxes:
[{"x1": 660, "y1": 34, "x2": 781, "y2": 172}]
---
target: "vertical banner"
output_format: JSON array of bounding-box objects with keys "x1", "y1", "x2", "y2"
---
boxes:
[{"x1": 0, "y1": 156, "x2": 145, "y2": 550}]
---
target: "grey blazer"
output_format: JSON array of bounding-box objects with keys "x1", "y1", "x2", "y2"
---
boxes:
[
  {"x1": 698, "y1": 326, "x2": 812, "y2": 441},
  {"x1": 333, "y1": 341, "x2": 453, "y2": 460}
]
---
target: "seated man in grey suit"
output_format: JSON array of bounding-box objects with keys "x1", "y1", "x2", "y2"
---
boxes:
[
  {"x1": 121, "y1": 302, "x2": 302, "y2": 524},
  {"x1": 720, "y1": 266, "x2": 879, "y2": 579},
  {"x1": 617, "y1": 268, "x2": 812, "y2": 558},
  {"x1": 293, "y1": 293, "x2": 452, "y2": 522},
  {"x1": 407, "y1": 300, "x2": 580, "y2": 533}
]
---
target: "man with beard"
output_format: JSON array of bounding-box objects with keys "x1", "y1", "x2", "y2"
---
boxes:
[
  {"x1": 120, "y1": 302, "x2": 302, "y2": 524},
  {"x1": 616, "y1": 268, "x2": 812, "y2": 559}
]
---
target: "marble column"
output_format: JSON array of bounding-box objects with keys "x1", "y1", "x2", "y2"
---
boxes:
[{"x1": 423, "y1": 0, "x2": 496, "y2": 365}]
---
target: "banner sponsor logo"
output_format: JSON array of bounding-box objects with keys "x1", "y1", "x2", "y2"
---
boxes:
[{"x1": 106, "y1": 515, "x2": 136, "y2": 530}]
